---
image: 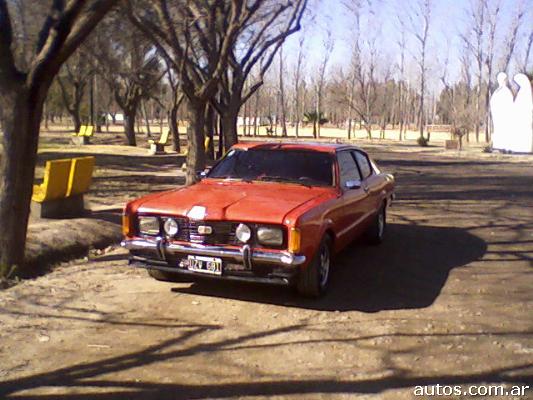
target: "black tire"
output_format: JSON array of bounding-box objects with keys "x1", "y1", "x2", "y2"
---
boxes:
[
  {"x1": 148, "y1": 268, "x2": 189, "y2": 282},
  {"x1": 366, "y1": 203, "x2": 386, "y2": 245},
  {"x1": 296, "y1": 236, "x2": 332, "y2": 297}
]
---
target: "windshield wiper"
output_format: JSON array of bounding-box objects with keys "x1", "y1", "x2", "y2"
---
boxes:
[
  {"x1": 256, "y1": 176, "x2": 312, "y2": 188},
  {"x1": 212, "y1": 176, "x2": 253, "y2": 183}
]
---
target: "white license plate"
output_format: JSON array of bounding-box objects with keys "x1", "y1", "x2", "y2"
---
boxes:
[{"x1": 187, "y1": 255, "x2": 222, "y2": 275}]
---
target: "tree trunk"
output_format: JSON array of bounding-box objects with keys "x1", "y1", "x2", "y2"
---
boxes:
[
  {"x1": 68, "y1": 110, "x2": 82, "y2": 133},
  {"x1": 0, "y1": 89, "x2": 43, "y2": 277},
  {"x1": 169, "y1": 103, "x2": 180, "y2": 153},
  {"x1": 43, "y1": 102, "x2": 49, "y2": 130},
  {"x1": 218, "y1": 114, "x2": 224, "y2": 159},
  {"x1": 124, "y1": 110, "x2": 137, "y2": 146},
  {"x1": 364, "y1": 122, "x2": 372, "y2": 139},
  {"x1": 204, "y1": 104, "x2": 215, "y2": 160},
  {"x1": 253, "y1": 91, "x2": 259, "y2": 137},
  {"x1": 142, "y1": 100, "x2": 151, "y2": 137},
  {"x1": 221, "y1": 104, "x2": 239, "y2": 152},
  {"x1": 279, "y1": 51, "x2": 288, "y2": 137},
  {"x1": 186, "y1": 102, "x2": 207, "y2": 185}
]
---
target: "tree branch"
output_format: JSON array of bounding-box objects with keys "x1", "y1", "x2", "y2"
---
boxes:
[
  {"x1": 0, "y1": 0, "x2": 24, "y2": 87},
  {"x1": 28, "y1": 0, "x2": 119, "y2": 91}
]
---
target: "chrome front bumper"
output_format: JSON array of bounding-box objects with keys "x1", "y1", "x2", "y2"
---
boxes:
[{"x1": 121, "y1": 238, "x2": 306, "y2": 266}]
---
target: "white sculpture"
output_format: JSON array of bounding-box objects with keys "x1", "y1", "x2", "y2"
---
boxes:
[
  {"x1": 511, "y1": 73, "x2": 533, "y2": 153},
  {"x1": 490, "y1": 72, "x2": 533, "y2": 153},
  {"x1": 490, "y1": 73, "x2": 514, "y2": 151}
]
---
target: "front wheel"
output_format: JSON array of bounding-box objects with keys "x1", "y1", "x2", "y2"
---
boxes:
[{"x1": 296, "y1": 236, "x2": 332, "y2": 297}]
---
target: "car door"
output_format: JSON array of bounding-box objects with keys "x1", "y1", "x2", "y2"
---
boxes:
[
  {"x1": 354, "y1": 150, "x2": 381, "y2": 221},
  {"x1": 336, "y1": 150, "x2": 369, "y2": 248}
]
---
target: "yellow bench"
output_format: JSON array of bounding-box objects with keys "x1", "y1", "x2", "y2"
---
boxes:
[
  {"x1": 71, "y1": 125, "x2": 94, "y2": 144},
  {"x1": 148, "y1": 128, "x2": 170, "y2": 154},
  {"x1": 32, "y1": 157, "x2": 95, "y2": 218}
]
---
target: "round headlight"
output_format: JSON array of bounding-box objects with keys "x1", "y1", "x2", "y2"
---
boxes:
[
  {"x1": 235, "y1": 223, "x2": 252, "y2": 243},
  {"x1": 164, "y1": 218, "x2": 179, "y2": 237}
]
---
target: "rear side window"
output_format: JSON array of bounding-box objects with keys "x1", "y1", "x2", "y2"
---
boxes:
[
  {"x1": 337, "y1": 151, "x2": 362, "y2": 187},
  {"x1": 354, "y1": 151, "x2": 372, "y2": 179}
]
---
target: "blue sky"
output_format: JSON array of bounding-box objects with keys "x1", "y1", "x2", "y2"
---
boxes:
[{"x1": 282, "y1": 0, "x2": 532, "y2": 90}]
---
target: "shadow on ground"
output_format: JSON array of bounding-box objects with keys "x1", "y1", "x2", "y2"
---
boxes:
[
  {"x1": 169, "y1": 223, "x2": 487, "y2": 312},
  {"x1": 0, "y1": 322, "x2": 530, "y2": 400},
  {"x1": 38, "y1": 151, "x2": 185, "y2": 170}
]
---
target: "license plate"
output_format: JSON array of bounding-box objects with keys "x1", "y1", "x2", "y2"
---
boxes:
[{"x1": 187, "y1": 255, "x2": 222, "y2": 275}]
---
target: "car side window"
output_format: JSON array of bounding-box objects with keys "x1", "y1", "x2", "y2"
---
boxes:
[
  {"x1": 354, "y1": 151, "x2": 372, "y2": 179},
  {"x1": 337, "y1": 151, "x2": 362, "y2": 188}
]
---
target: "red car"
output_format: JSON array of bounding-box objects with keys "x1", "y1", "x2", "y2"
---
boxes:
[{"x1": 122, "y1": 142, "x2": 395, "y2": 297}]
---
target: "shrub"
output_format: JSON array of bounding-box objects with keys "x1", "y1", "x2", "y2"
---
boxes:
[{"x1": 417, "y1": 136, "x2": 429, "y2": 147}]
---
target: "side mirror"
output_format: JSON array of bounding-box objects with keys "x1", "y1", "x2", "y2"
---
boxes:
[
  {"x1": 196, "y1": 167, "x2": 210, "y2": 180},
  {"x1": 345, "y1": 180, "x2": 362, "y2": 190}
]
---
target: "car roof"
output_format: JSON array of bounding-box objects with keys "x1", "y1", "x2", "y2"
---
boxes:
[{"x1": 231, "y1": 141, "x2": 363, "y2": 154}]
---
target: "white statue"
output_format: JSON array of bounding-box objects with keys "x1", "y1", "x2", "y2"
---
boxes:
[
  {"x1": 490, "y1": 73, "x2": 514, "y2": 151},
  {"x1": 510, "y1": 73, "x2": 533, "y2": 153},
  {"x1": 490, "y1": 72, "x2": 533, "y2": 153}
]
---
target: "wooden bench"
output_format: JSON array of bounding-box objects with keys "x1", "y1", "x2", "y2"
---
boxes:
[
  {"x1": 71, "y1": 125, "x2": 94, "y2": 145},
  {"x1": 32, "y1": 156, "x2": 95, "y2": 218},
  {"x1": 148, "y1": 128, "x2": 170, "y2": 154}
]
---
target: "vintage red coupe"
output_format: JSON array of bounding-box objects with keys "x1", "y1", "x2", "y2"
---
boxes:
[{"x1": 122, "y1": 142, "x2": 395, "y2": 296}]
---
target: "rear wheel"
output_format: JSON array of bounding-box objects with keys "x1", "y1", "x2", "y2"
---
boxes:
[
  {"x1": 296, "y1": 236, "x2": 332, "y2": 297},
  {"x1": 366, "y1": 204, "x2": 386, "y2": 245}
]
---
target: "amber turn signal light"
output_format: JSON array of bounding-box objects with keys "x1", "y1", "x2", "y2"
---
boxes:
[
  {"x1": 122, "y1": 214, "x2": 134, "y2": 237},
  {"x1": 288, "y1": 228, "x2": 301, "y2": 253}
]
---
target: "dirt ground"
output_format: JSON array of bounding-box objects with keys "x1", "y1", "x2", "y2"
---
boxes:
[{"x1": 0, "y1": 133, "x2": 532, "y2": 399}]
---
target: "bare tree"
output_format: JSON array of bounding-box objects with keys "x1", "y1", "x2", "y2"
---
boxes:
[
  {"x1": 343, "y1": 0, "x2": 379, "y2": 139},
  {"x1": 212, "y1": 0, "x2": 307, "y2": 149},
  {"x1": 0, "y1": 0, "x2": 118, "y2": 276},
  {"x1": 408, "y1": 0, "x2": 432, "y2": 141},
  {"x1": 315, "y1": 29, "x2": 333, "y2": 138},
  {"x1": 483, "y1": 0, "x2": 501, "y2": 143},
  {"x1": 278, "y1": 46, "x2": 288, "y2": 137},
  {"x1": 127, "y1": 0, "x2": 268, "y2": 183},
  {"x1": 56, "y1": 46, "x2": 94, "y2": 132},
  {"x1": 293, "y1": 36, "x2": 305, "y2": 138},
  {"x1": 345, "y1": 67, "x2": 356, "y2": 139},
  {"x1": 95, "y1": 14, "x2": 163, "y2": 146},
  {"x1": 519, "y1": 31, "x2": 533, "y2": 72},
  {"x1": 499, "y1": 2, "x2": 526, "y2": 73},
  {"x1": 396, "y1": 17, "x2": 408, "y2": 140},
  {"x1": 164, "y1": 63, "x2": 184, "y2": 153}
]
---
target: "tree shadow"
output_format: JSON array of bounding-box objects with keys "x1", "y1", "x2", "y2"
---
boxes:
[
  {"x1": 38, "y1": 151, "x2": 185, "y2": 169},
  {"x1": 0, "y1": 322, "x2": 530, "y2": 399},
  {"x1": 169, "y1": 223, "x2": 487, "y2": 312}
]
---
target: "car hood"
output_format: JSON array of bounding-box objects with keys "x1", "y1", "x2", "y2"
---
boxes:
[{"x1": 135, "y1": 180, "x2": 333, "y2": 224}]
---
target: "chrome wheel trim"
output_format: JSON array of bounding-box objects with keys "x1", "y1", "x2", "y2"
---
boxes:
[{"x1": 319, "y1": 244, "x2": 330, "y2": 289}]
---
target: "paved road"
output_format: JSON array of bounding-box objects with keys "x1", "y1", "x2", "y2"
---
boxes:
[{"x1": 1, "y1": 148, "x2": 532, "y2": 399}]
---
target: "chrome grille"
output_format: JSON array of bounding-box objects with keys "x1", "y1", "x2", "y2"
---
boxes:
[{"x1": 162, "y1": 218, "x2": 237, "y2": 245}]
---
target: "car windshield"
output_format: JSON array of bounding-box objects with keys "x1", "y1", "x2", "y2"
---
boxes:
[{"x1": 207, "y1": 148, "x2": 334, "y2": 187}]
